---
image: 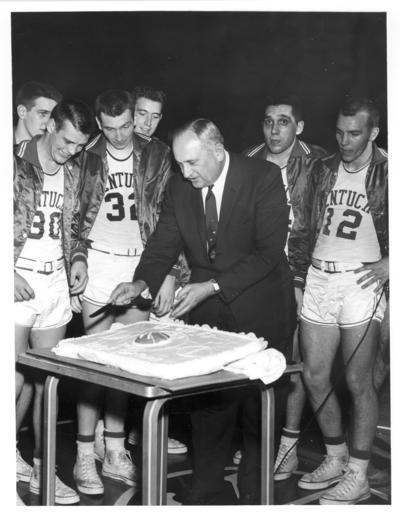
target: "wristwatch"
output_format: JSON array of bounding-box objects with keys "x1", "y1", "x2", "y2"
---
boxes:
[{"x1": 210, "y1": 278, "x2": 221, "y2": 294}]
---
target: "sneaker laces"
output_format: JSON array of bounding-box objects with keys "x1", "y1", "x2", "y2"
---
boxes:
[
  {"x1": 275, "y1": 444, "x2": 294, "y2": 470},
  {"x1": 274, "y1": 441, "x2": 298, "y2": 472},
  {"x1": 108, "y1": 449, "x2": 133, "y2": 467},
  {"x1": 78, "y1": 454, "x2": 97, "y2": 480},
  {"x1": 327, "y1": 467, "x2": 361, "y2": 496},
  {"x1": 309, "y1": 455, "x2": 345, "y2": 478},
  {"x1": 120, "y1": 450, "x2": 133, "y2": 467}
]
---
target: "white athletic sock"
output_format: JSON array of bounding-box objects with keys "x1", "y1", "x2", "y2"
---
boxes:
[
  {"x1": 280, "y1": 434, "x2": 299, "y2": 448},
  {"x1": 76, "y1": 440, "x2": 95, "y2": 456},
  {"x1": 104, "y1": 429, "x2": 125, "y2": 452},
  {"x1": 326, "y1": 442, "x2": 349, "y2": 458},
  {"x1": 348, "y1": 456, "x2": 369, "y2": 476}
]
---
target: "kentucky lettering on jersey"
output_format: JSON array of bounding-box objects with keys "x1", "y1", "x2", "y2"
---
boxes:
[
  {"x1": 313, "y1": 162, "x2": 381, "y2": 262},
  {"x1": 88, "y1": 152, "x2": 143, "y2": 254},
  {"x1": 326, "y1": 188, "x2": 370, "y2": 214},
  {"x1": 38, "y1": 190, "x2": 64, "y2": 210},
  {"x1": 104, "y1": 172, "x2": 134, "y2": 192},
  {"x1": 17, "y1": 167, "x2": 65, "y2": 263}
]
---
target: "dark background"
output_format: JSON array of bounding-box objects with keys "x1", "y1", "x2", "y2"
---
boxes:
[{"x1": 11, "y1": 11, "x2": 387, "y2": 153}]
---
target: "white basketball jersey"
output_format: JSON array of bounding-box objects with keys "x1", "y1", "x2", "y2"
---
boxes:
[
  {"x1": 313, "y1": 162, "x2": 381, "y2": 262},
  {"x1": 17, "y1": 167, "x2": 64, "y2": 263},
  {"x1": 88, "y1": 151, "x2": 143, "y2": 254}
]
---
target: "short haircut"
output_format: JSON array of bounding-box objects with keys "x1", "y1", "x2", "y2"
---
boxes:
[
  {"x1": 94, "y1": 89, "x2": 134, "y2": 119},
  {"x1": 339, "y1": 96, "x2": 380, "y2": 129},
  {"x1": 173, "y1": 119, "x2": 224, "y2": 148},
  {"x1": 132, "y1": 86, "x2": 166, "y2": 108},
  {"x1": 15, "y1": 81, "x2": 62, "y2": 110},
  {"x1": 52, "y1": 99, "x2": 95, "y2": 136},
  {"x1": 264, "y1": 94, "x2": 303, "y2": 122}
]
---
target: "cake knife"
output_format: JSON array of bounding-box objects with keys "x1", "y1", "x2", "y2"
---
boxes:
[{"x1": 89, "y1": 296, "x2": 153, "y2": 318}]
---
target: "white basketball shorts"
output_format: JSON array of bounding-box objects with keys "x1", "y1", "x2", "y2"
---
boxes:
[
  {"x1": 14, "y1": 267, "x2": 72, "y2": 329},
  {"x1": 83, "y1": 248, "x2": 142, "y2": 305},
  {"x1": 301, "y1": 264, "x2": 386, "y2": 328}
]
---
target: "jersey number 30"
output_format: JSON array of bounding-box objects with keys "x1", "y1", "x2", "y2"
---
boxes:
[{"x1": 28, "y1": 211, "x2": 61, "y2": 239}]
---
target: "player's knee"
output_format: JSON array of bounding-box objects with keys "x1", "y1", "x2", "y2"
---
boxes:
[
  {"x1": 345, "y1": 368, "x2": 372, "y2": 396},
  {"x1": 302, "y1": 365, "x2": 328, "y2": 392}
]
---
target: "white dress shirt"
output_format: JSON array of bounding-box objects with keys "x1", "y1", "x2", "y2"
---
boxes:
[{"x1": 201, "y1": 150, "x2": 230, "y2": 218}]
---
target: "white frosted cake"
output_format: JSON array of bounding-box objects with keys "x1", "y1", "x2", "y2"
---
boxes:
[{"x1": 53, "y1": 320, "x2": 267, "y2": 380}]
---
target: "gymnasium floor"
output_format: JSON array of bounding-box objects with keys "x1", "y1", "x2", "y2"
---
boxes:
[{"x1": 16, "y1": 374, "x2": 390, "y2": 506}]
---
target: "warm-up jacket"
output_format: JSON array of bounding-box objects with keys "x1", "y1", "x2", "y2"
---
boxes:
[
  {"x1": 13, "y1": 136, "x2": 85, "y2": 277},
  {"x1": 73, "y1": 132, "x2": 189, "y2": 285},
  {"x1": 288, "y1": 143, "x2": 388, "y2": 289}
]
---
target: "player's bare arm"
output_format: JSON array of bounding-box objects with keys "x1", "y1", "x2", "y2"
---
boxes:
[
  {"x1": 294, "y1": 286, "x2": 304, "y2": 319},
  {"x1": 14, "y1": 270, "x2": 35, "y2": 302},
  {"x1": 69, "y1": 260, "x2": 89, "y2": 295}
]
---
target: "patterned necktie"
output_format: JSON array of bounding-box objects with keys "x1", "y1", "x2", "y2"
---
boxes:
[{"x1": 205, "y1": 185, "x2": 218, "y2": 262}]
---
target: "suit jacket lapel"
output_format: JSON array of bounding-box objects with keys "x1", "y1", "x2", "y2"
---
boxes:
[{"x1": 191, "y1": 186, "x2": 208, "y2": 251}]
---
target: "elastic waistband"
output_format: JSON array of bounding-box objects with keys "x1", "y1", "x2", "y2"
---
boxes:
[
  {"x1": 15, "y1": 256, "x2": 64, "y2": 275},
  {"x1": 311, "y1": 258, "x2": 364, "y2": 274}
]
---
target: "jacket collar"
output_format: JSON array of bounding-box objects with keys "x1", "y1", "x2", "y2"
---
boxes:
[
  {"x1": 250, "y1": 138, "x2": 312, "y2": 160},
  {"x1": 290, "y1": 138, "x2": 313, "y2": 158},
  {"x1": 14, "y1": 136, "x2": 42, "y2": 167},
  {"x1": 323, "y1": 142, "x2": 387, "y2": 171},
  {"x1": 14, "y1": 134, "x2": 80, "y2": 171},
  {"x1": 84, "y1": 131, "x2": 154, "y2": 158}
]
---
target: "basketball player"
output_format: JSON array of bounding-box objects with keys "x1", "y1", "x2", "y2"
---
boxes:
[
  {"x1": 290, "y1": 97, "x2": 388, "y2": 504},
  {"x1": 132, "y1": 85, "x2": 164, "y2": 138},
  {"x1": 14, "y1": 99, "x2": 94, "y2": 504},
  {"x1": 14, "y1": 81, "x2": 62, "y2": 144},
  {"x1": 238, "y1": 94, "x2": 327, "y2": 476},
  {"x1": 13, "y1": 81, "x2": 63, "y2": 486},
  {"x1": 73, "y1": 89, "x2": 183, "y2": 495}
]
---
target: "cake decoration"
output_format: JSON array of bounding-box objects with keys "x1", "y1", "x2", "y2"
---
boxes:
[
  {"x1": 134, "y1": 331, "x2": 171, "y2": 346},
  {"x1": 53, "y1": 320, "x2": 267, "y2": 380}
]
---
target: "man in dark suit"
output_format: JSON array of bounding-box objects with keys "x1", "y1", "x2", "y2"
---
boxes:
[{"x1": 109, "y1": 118, "x2": 296, "y2": 504}]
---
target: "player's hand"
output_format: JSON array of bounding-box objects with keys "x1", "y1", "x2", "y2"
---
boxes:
[
  {"x1": 153, "y1": 275, "x2": 176, "y2": 317},
  {"x1": 294, "y1": 287, "x2": 304, "y2": 320},
  {"x1": 14, "y1": 270, "x2": 35, "y2": 302},
  {"x1": 354, "y1": 257, "x2": 389, "y2": 292},
  {"x1": 70, "y1": 260, "x2": 88, "y2": 295},
  {"x1": 70, "y1": 294, "x2": 82, "y2": 313},
  {"x1": 171, "y1": 282, "x2": 214, "y2": 318},
  {"x1": 108, "y1": 280, "x2": 148, "y2": 305}
]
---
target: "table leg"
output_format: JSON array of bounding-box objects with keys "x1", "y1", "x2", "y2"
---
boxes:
[
  {"x1": 42, "y1": 375, "x2": 59, "y2": 505},
  {"x1": 260, "y1": 385, "x2": 274, "y2": 505},
  {"x1": 142, "y1": 398, "x2": 169, "y2": 505}
]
